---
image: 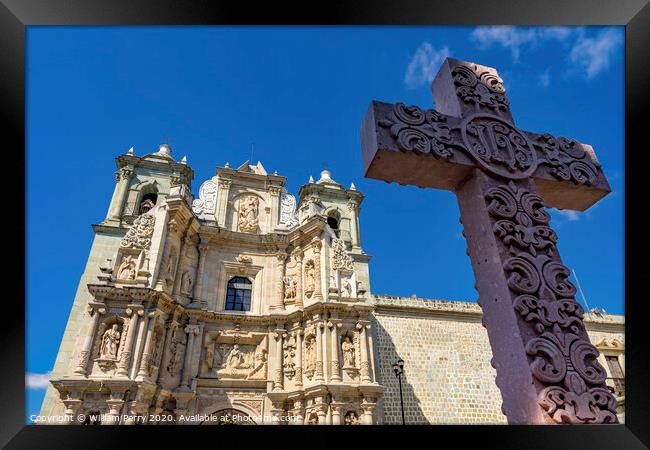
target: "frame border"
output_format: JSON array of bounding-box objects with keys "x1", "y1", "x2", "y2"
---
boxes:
[{"x1": 3, "y1": 0, "x2": 648, "y2": 448}]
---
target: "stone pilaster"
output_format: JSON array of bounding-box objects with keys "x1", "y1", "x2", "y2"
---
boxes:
[
  {"x1": 192, "y1": 239, "x2": 209, "y2": 306},
  {"x1": 295, "y1": 248, "x2": 304, "y2": 307},
  {"x1": 216, "y1": 177, "x2": 232, "y2": 226},
  {"x1": 358, "y1": 321, "x2": 371, "y2": 383},
  {"x1": 315, "y1": 319, "x2": 324, "y2": 383},
  {"x1": 295, "y1": 328, "x2": 303, "y2": 388},
  {"x1": 329, "y1": 320, "x2": 341, "y2": 382},
  {"x1": 116, "y1": 306, "x2": 140, "y2": 377},
  {"x1": 268, "y1": 185, "x2": 282, "y2": 230},
  {"x1": 347, "y1": 199, "x2": 361, "y2": 250},
  {"x1": 73, "y1": 305, "x2": 105, "y2": 376},
  {"x1": 273, "y1": 328, "x2": 284, "y2": 391}
]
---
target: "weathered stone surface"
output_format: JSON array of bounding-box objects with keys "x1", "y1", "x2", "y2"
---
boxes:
[{"x1": 360, "y1": 57, "x2": 618, "y2": 424}]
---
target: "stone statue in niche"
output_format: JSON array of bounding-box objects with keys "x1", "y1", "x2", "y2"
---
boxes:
[
  {"x1": 165, "y1": 248, "x2": 177, "y2": 279},
  {"x1": 283, "y1": 276, "x2": 297, "y2": 300},
  {"x1": 167, "y1": 329, "x2": 187, "y2": 375},
  {"x1": 340, "y1": 277, "x2": 352, "y2": 298},
  {"x1": 238, "y1": 195, "x2": 259, "y2": 233},
  {"x1": 283, "y1": 334, "x2": 297, "y2": 379},
  {"x1": 329, "y1": 272, "x2": 338, "y2": 293},
  {"x1": 356, "y1": 281, "x2": 367, "y2": 297},
  {"x1": 341, "y1": 336, "x2": 355, "y2": 368},
  {"x1": 304, "y1": 260, "x2": 315, "y2": 295},
  {"x1": 307, "y1": 413, "x2": 318, "y2": 424},
  {"x1": 304, "y1": 336, "x2": 316, "y2": 378},
  {"x1": 100, "y1": 324, "x2": 121, "y2": 359},
  {"x1": 116, "y1": 255, "x2": 137, "y2": 280},
  {"x1": 180, "y1": 270, "x2": 193, "y2": 296},
  {"x1": 344, "y1": 411, "x2": 359, "y2": 425}
]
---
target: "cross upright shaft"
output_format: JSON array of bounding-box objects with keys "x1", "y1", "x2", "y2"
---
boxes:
[{"x1": 360, "y1": 57, "x2": 618, "y2": 424}]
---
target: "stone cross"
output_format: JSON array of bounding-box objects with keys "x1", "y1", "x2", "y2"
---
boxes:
[{"x1": 360, "y1": 58, "x2": 618, "y2": 424}]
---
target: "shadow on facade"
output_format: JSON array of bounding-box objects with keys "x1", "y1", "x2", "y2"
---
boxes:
[{"x1": 371, "y1": 317, "x2": 428, "y2": 424}]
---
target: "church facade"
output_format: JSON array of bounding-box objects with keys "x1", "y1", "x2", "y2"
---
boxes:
[{"x1": 39, "y1": 145, "x2": 625, "y2": 424}]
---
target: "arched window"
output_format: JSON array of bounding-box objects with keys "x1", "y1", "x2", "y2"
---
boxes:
[
  {"x1": 225, "y1": 276, "x2": 252, "y2": 311},
  {"x1": 327, "y1": 210, "x2": 341, "y2": 237}
]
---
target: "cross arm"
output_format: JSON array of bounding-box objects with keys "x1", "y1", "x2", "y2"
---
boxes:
[{"x1": 360, "y1": 100, "x2": 611, "y2": 211}]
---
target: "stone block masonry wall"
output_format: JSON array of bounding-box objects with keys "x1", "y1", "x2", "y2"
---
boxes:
[{"x1": 371, "y1": 295, "x2": 625, "y2": 425}]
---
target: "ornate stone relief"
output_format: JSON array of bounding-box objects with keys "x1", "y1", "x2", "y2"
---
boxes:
[
  {"x1": 191, "y1": 176, "x2": 219, "y2": 219},
  {"x1": 484, "y1": 180, "x2": 617, "y2": 423},
  {"x1": 237, "y1": 195, "x2": 260, "y2": 233},
  {"x1": 120, "y1": 213, "x2": 156, "y2": 249},
  {"x1": 116, "y1": 255, "x2": 137, "y2": 280},
  {"x1": 207, "y1": 342, "x2": 267, "y2": 380},
  {"x1": 331, "y1": 238, "x2": 354, "y2": 271},
  {"x1": 283, "y1": 276, "x2": 298, "y2": 300},
  {"x1": 344, "y1": 411, "x2": 360, "y2": 425},
  {"x1": 278, "y1": 190, "x2": 299, "y2": 229},
  {"x1": 283, "y1": 333, "x2": 297, "y2": 380},
  {"x1": 378, "y1": 101, "x2": 599, "y2": 185},
  {"x1": 235, "y1": 254, "x2": 253, "y2": 264}
]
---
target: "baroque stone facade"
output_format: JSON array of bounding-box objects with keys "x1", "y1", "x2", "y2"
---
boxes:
[{"x1": 39, "y1": 145, "x2": 624, "y2": 424}]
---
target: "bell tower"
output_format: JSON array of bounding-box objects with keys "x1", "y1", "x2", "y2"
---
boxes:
[{"x1": 104, "y1": 144, "x2": 194, "y2": 226}]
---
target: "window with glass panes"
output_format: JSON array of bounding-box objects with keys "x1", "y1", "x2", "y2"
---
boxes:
[{"x1": 225, "y1": 276, "x2": 252, "y2": 311}]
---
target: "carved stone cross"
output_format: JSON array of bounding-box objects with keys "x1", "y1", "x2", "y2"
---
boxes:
[{"x1": 360, "y1": 58, "x2": 618, "y2": 424}]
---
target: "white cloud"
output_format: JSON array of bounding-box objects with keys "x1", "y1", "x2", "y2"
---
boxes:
[
  {"x1": 569, "y1": 28, "x2": 623, "y2": 79},
  {"x1": 471, "y1": 26, "x2": 573, "y2": 60},
  {"x1": 539, "y1": 68, "x2": 551, "y2": 87},
  {"x1": 26, "y1": 371, "x2": 52, "y2": 389},
  {"x1": 555, "y1": 209, "x2": 581, "y2": 221},
  {"x1": 404, "y1": 43, "x2": 450, "y2": 89}
]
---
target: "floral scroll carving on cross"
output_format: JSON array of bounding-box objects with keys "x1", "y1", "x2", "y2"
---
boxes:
[
  {"x1": 331, "y1": 238, "x2": 354, "y2": 271},
  {"x1": 484, "y1": 181, "x2": 618, "y2": 424},
  {"x1": 451, "y1": 64, "x2": 511, "y2": 114}
]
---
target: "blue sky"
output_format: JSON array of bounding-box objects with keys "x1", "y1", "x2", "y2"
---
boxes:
[{"x1": 26, "y1": 26, "x2": 624, "y2": 421}]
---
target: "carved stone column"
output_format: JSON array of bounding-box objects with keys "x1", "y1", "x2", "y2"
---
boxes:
[
  {"x1": 367, "y1": 323, "x2": 377, "y2": 383},
  {"x1": 270, "y1": 401, "x2": 284, "y2": 425},
  {"x1": 329, "y1": 320, "x2": 341, "y2": 382},
  {"x1": 179, "y1": 324, "x2": 199, "y2": 389},
  {"x1": 62, "y1": 397, "x2": 82, "y2": 424},
  {"x1": 315, "y1": 399, "x2": 327, "y2": 425},
  {"x1": 116, "y1": 306, "x2": 140, "y2": 377},
  {"x1": 315, "y1": 320, "x2": 324, "y2": 383},
  {"x1": 347, "y1": 199, "x2": 361, "y2": 250},
  {"x1": 295, "y1": 329, "x2": 303, "y2": 388},
  {"x1": 73, "y1": 305, "x2": 105, "y2": 376},
  {"x1": 136, "y1": 311, "x2": 157, "y2": 380},
  {"x1": 358, "y1": 321, "x2": 371, "y2": 383},
  {"x1": 291, "y1": 399, "x2": 305, "y2": 425},
  {"x1": 192, "y1": 239, "x2": 209, "y2": 306},
  {"x1": 295, "y1": 248, "x2": 304, "y2": 307},
  {"x1": 361, "y1": 399, "x2": 376, "y2": 425},
  {"x1": 331, "y1": 403, "x2": 343, "y2": 425},
  {"x1": 312, "y1": 240, "x2": 323, "y2": 300},
  {"x1": 272, "y1": 252, "x2": 287, "y2": 311},
  {"x1": 104, "y1": 389, "x2": 126, "y2": 425},
  {"x1": 273, "y1": 329, "x2": 284, "y2": 391},
  {"x1": 158, "y1": 317, "x2": 178, "y2": 383},
  {"x1": 107, "y1": 167, "x2": 134, "y2": 221}
]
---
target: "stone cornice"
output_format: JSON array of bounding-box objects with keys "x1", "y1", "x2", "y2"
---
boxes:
[{"x1": 372, "y1": 294, "x2": 624, "y2": 331}]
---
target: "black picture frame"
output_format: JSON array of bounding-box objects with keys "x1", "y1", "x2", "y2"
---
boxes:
[{"x1": 3, "y1": 0, "x2": 648, "y2": 448}]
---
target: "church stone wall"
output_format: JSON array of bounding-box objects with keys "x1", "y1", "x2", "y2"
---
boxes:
[{"x1": 371, "y1": 295, "x2": 625, "y2": 425}]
